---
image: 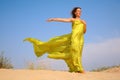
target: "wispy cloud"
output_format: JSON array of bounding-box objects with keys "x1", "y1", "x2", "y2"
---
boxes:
[{"x1": 83, "y1": 38, "x2": 120, "y2": 70}]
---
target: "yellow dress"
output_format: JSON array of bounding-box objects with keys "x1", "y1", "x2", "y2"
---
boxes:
[{"x1": 24, "y1": 19, "x2": 85, "y2": 72}]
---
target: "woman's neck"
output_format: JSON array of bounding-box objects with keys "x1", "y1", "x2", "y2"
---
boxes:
[
  {"x1": 75, "y1": 17, "x2": 80, "y2": 20},
  {"x1": 75, "y1": 16, "x2": 80, "y2": 19}
]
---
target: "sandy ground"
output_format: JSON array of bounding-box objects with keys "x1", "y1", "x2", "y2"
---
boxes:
[{"x1": 0, "y1": 67, "x2": 120, "y2": 80}]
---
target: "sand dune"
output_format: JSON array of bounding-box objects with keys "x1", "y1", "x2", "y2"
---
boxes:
[{"x1": 0, "y1": 67, "x2": 120, "y2": 80}]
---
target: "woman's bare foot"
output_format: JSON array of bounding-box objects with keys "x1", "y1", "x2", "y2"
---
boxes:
[{"x1": 76, "y1": 71, "x2": 86, "y2": 73}]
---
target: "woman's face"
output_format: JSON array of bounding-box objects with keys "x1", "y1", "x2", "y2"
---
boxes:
[{"x1": 74, "y1": 8, "x2": 81, "y2": 18}]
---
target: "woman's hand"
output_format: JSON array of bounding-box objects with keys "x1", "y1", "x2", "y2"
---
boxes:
[{"x1": 47, "y1": 18, "x2": 54, "y2": 22}]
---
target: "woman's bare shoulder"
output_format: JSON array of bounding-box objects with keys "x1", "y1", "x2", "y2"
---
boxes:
[
  {"x1": 81, "y1": 20, "x2": 86, "y2": 24},
  {"x1": 69, "y1": 18, "x2": 75, "y2": 22}
]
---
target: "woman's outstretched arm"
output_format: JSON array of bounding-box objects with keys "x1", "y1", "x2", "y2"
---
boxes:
[{"x1": 47, "y1": 18, "x2": 74, "y2": 22}]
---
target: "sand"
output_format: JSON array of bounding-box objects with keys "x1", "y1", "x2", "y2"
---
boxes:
[{"x1": 0, "y1": 67, "x2": 120, "y2": 80}]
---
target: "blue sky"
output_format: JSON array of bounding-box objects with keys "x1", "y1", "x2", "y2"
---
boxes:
[{"x1": 0, "y1": 0, "x2": 120, "y2": 70}]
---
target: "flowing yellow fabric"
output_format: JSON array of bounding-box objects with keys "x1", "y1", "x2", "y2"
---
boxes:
[{"x1": 24, "y1": 19, "x2": 85, "y2": 72}]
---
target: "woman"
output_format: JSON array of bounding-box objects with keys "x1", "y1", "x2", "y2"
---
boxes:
[{"x1": 24, "y1": 7, "x2": 86, "y2": 73}]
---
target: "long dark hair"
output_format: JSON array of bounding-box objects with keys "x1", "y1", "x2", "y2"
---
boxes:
[{"x1": 71, "y1": 7, "x2": 81, "y2": 18}]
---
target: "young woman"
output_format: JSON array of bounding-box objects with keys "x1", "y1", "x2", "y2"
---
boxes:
[{"x1": 24, "y1": 7, "x2": 86, "y2": 73}]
